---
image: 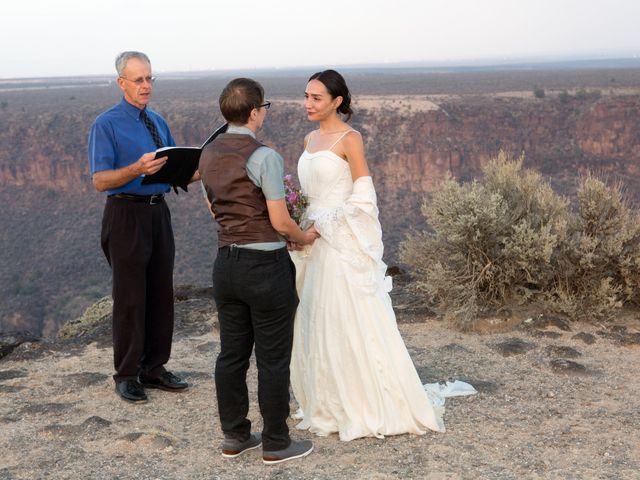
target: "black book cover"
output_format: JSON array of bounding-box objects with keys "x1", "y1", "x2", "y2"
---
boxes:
[{"x1": 141, "y1": 123, "x2": 228, "y2": 191}]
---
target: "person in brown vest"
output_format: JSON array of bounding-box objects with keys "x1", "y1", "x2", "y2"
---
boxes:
[{"x1": 199, "y1": 78, "x2": 318, "y2": 464}]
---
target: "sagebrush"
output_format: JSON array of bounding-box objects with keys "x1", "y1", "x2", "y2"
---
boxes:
[{"x1": 400, "y1": 152, "x2": 640, "y2": 327}]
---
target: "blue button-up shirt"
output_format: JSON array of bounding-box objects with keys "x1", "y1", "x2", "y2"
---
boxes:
[{"x1": 88, "y1": 98, "x2": 175, "y2": 196}]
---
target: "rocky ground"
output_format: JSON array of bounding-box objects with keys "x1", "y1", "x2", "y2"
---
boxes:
[{"x1": 1, "y1": 283, "x2": 639, "y2": 480}]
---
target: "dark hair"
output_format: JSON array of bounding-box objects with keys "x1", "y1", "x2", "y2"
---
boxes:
[
  {"x1": 309, "y1": 69, "x2": 353, "y2": 121},
  {"x1": 219, "y1": 78, "x2": 264, "y2": 124}
]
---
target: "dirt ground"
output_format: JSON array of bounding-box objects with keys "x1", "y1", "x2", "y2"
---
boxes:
[{"x1": 1, "y1": 289, "x2": 639, "y2": 480}]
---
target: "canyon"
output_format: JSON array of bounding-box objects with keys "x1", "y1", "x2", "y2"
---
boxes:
[{"x1": 1, "y1": 68, "x2": 639, "y2": 335}]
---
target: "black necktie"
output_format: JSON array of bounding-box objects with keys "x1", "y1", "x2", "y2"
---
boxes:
[{"x1": 140, "y1": 109, "x2": 164, "y2": 148}]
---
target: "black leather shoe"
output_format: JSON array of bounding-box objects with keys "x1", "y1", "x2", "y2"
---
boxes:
[
  {"x1": 139, "y1": 371, "x2": 188, "y2": 391},
  {"x1": 115, "y1": 380, "x2": 148, "y2": 403}
]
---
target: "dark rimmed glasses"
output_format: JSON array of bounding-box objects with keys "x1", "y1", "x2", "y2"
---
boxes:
[
  {"x1": 120, "y1": 76, "x2": 156, "y2": 86},
  {"x1": 258, "y1": 101, "x2": 271, "y2": 110}
]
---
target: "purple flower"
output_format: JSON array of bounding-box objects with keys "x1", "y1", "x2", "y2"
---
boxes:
[{"x1": 283, "y1": 173, "x2": 308, "y2": 225}]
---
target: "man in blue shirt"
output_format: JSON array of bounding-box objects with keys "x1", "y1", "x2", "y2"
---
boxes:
[{"x1": 88, "y1": 51, "x2": 188, "y2": 403}]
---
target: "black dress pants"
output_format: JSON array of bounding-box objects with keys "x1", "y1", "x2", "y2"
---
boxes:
[
  {"x1": 101, "y1": 196, "x2": 175, "y2": 382},
  {"x1": 213, "y1": 246, "x2": 298, "y2": 452}
]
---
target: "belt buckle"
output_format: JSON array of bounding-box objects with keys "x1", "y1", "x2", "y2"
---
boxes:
[{"x1": 149, "y1": 194, "x2": 161, "y2": 205}]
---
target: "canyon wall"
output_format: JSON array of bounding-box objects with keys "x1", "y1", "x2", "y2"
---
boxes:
[{"x1": 1, "y1": 78, "x2": 638, "y2": 335}]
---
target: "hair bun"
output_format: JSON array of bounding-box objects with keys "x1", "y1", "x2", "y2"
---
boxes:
[{"x1": 308, "y1": 69, "x2": 353, "y2": 122}]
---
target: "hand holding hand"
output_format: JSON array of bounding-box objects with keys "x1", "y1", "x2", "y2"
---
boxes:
[
  {"x1": 306, "y1": 225, "x2": 320, "y2": 238},
  {"x1": 300, "y1": 225, "x2": 320, "y2": 245},
  {"x1": 287, "y1": 241, "x2": 305, "y2": 251}
]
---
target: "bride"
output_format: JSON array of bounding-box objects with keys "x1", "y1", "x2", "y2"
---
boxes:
[{"x1": 289, "y1": 69, "x2": 474, "y2": 442}]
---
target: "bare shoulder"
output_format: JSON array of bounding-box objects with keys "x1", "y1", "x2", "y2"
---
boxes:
[
  {"x1": 303, "y1": 130, "x2": 318, "y2": 149},
  {"x1": 345, "y1": 129, "x2": 362, "y2": 141},
  {"x1": 342, "y1": 129, "x2": 364, "y2": 152},
  {"x1": 340, "y1": 129, "x2": 369, "y2": 177}
]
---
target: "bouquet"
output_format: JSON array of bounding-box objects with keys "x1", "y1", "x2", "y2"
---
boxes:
[{"x1": 284, "y1": 174, "x2": 308, "y2": 226}]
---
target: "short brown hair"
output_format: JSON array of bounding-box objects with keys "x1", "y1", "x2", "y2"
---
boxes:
[{"x1": 219, "y1": 78, "x2": 264, "y2": 124}]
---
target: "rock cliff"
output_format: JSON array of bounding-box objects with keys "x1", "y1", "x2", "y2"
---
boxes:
[{"x1": 1, "y1": 72, "x2": 639, "y2": 336}]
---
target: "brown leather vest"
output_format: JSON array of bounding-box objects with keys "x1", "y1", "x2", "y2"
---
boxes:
[{"x1": 199, "y1": 133, "x2": 281, "y2": 248}]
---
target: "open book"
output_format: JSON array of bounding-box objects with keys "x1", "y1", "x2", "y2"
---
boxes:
[{"x1": 141, "y1": 123, "x2": 228, "y2": 192}]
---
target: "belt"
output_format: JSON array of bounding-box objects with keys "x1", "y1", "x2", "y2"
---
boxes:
[
  {"x1": 111, "y1": 193, "x2": 164, "y2": 205},
  {"x1": 219, "y1": 245, "x2": 288, "y2": 260}
]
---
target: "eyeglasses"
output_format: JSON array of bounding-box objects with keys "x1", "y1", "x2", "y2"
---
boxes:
[
  {"x1": 119, "y1": 76, "x2": 156, "y2": 86},
  {"x1": 258, "y1": 101, "x2": 271, "y2": 110}
]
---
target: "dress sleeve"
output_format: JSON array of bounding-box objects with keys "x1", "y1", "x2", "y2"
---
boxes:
[{"x1": 307, "y1": 176, "x2": 392, "y2": 295}]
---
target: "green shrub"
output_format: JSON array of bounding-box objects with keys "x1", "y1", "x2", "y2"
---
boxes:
[
  {"x1": 549, "y1": 175, "x2": 640, "y2": 320},
  {"x1": 559, "y1": 90, "x2": 571, "y2": 103},
  {"x1": 401, "y1": 153, "x2": 640, "y2": 327},
  {"x1": 574, "y1": 88, "x2": 602, "y2": 101},
  {"x1": 533, "y1": 87, "x2": 545, "y2": 99},
  {"x1": 401, "y1": 152, "x2": 568, "y2": 327},
  {"x1": 575, "y1": 88, "x2": 589, "y2": 100}
]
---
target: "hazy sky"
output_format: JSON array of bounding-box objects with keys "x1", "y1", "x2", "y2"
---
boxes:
[{"x1": 2, "y1": 0, "x2": 639, "y2": 78}]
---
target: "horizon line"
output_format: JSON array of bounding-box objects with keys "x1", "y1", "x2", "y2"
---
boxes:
[{"x1": 1, "y1": 54, "x2": 639, "y2": 82}]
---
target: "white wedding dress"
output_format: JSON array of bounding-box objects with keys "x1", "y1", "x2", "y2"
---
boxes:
[{"x1": 290, "y1": 135, "x2": 475, "y2": 442}]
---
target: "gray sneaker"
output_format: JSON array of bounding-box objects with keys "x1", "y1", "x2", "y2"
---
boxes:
[
  {"x1": 263, "y1": 439, "x2": 314, "y2": 465},
  {"x1": 221, "y1": 433, "x2": 262, "y2": 458}
]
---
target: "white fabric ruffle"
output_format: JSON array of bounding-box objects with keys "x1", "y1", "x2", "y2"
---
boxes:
[{"x1": 307, "y1": 176, "x2": 391, "y2": 295}]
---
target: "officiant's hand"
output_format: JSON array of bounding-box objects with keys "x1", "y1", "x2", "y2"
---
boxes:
[
  {"x1": 135, "y1": 152, "x2": 167, "y2": 176},
  {"x1": 92, "y1": 152, "x2": 168, "y2": 192}
]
